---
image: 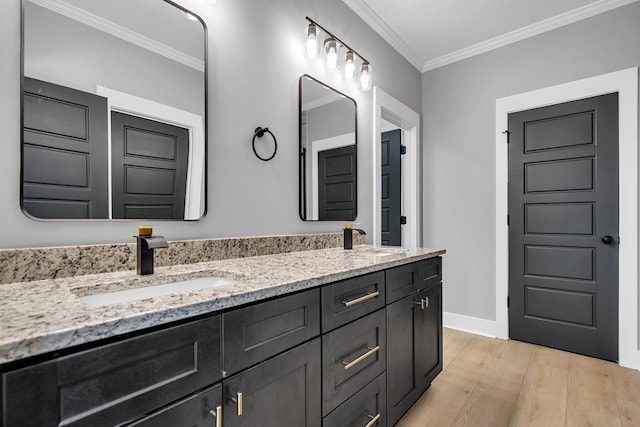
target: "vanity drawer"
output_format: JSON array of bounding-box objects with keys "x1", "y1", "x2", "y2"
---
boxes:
[
  {"x1": 386, "y1": 257, "x2": 441, "y2": 303},
  {"x1": 223, "y1": 289, "x2": 320, "y2": 376},
  {"x1": 323, "y1": 373, "x2": 387, "y2": 427},
  {"x1": 322, "y1": 309, "x2": 386, "y2": 416},
  {"x1": 2, "y1": 316, "x2": 221, "y2": 427},
  {"x1": 128, "y1": 384, "x2": 222, "y2": 426},
  {"x1": 322, "y1": 271, "x2": 385, "y2": 332}
]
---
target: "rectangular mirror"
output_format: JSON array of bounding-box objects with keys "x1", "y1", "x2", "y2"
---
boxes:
[
  {"x1": 299, "y1": 75, "x2": 357, "y2": 221},
  {"x1": 21, "y1": 0, "x2": 207, "y2": 220}
]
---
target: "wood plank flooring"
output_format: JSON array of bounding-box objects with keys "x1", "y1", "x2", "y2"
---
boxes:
[{"x1": 397, "y1": 328, "x2": 640, "y2": 427}]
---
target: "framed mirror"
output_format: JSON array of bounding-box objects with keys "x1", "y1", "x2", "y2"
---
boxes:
[
  {"x1": 21, "y1": 0, "x2": 207, "y2": 220},
  {"x1": 299, "y1": 75, "x2": 357, "y2": 221}
]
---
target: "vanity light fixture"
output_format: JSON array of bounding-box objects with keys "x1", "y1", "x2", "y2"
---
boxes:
[
  {"x1": 344, "y1": 51, "x2": 355, "y2": 80},
  {"x1": 324, "y1": 38, "x2": 339, "y2": 71},
  {"x1": 305, "y1": 23, "x2": 319, "y2": 58},
  {"x1": 304, "y1": 17, "x2": 371, "y2": 90},
  {"x1": 359, "y1": 62, "x2": 371, "y2": 91}
]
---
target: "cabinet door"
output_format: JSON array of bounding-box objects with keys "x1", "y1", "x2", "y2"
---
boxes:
[
  {"x1": 128, "y1": 384, "x2": 222, "y2": 426},
  {"x1": 322, "y1": 309, "x2": 386, "y2": 415},
  {"x1": 2, "y1": 316, "x2": 221, "y2": 427},
  {"x1": 323, "y1": 373, "x2": 386, "y2": 427},
  {"x1": 223, "y1": 289, "x2": 320, "y2": 376},
  {"x1": 385, "y1": 293, "x2": 417, "y2": 426},
  {"x1": 223, "y1": 338, "x2": 321, "y2": 427},
  {"x1": 414, "y1": 284, "x2": 443, "y2": 394},
  {"x1": 321, "y1": 271, "x2": 385, "y2": 332}
]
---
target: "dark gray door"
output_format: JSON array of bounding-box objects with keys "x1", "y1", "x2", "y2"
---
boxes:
[
  {"x1": 318, "y1": 145, "x2": 356, "y2": 221},
  {"x1": 111, "y1": 112, "x2": 189, "y2": 219},
  {"x1": 382, "y1": 129, "x2": 402, "y2": 246},
  {"x1": 22, "y1": 77, "x2": 108, "y2": 219},
  {"x1": 508, "y1": 93, "x2": 618, "y2": 361}
]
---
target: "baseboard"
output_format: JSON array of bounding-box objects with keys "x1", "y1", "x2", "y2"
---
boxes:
[{"x1": 443, "y1": 312, "x2": 500, "y2": 339}]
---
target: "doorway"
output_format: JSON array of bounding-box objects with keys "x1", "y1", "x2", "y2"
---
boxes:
[
  {"x1": 495, "y1": 67, "x2": 639, "y2": 369},
  {"x1": 381, "y1": 127, "x2": 402, "y2": 246},
  {"x1": 373, "y1": 88, "x2": 420, "y2": 249},
  {"x1": 507, "y1": 93, "x2": 619, "y2": 361}
]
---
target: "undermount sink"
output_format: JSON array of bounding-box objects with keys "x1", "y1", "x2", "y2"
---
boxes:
[
  {"x1": 355, "y1": 246, "x2": 407, "y2": 257},
  {"x1": 78, "y1": 276, "x2": 237, "y2": 308}
]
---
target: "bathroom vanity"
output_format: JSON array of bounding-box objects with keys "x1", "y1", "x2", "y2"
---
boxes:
[{"x1": 0, "y1": 246, "x2": 444, "y2": 426}]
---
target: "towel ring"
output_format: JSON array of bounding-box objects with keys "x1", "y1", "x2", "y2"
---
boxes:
[{"x1": 252, "y1": 127, "x2": 277, "y2": 161}]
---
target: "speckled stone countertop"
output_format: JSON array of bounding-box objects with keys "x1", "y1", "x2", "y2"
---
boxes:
[{"x1": 0, "y1": 245, "x2": 445, "y2": 365}]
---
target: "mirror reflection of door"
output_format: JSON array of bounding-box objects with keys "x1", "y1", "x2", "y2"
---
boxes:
[{"x1": 111, "y1": 113, "x2": 189, "y2": 219}]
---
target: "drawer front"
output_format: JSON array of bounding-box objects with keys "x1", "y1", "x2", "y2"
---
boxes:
[
  {"x1": 223, "y1": 289, "x2": 320, "y2": 376},
  {"x1": 128, "y1": 384, "x2": 222, "y2": 426},
  {"x1": 322, "y1": 309, "x2": 386, "y2": 416},
  {"x1": 385, "y1": 262, "x2": 419, "y2": 303},
  {"x1": 2, "y1": 316, "x2": 221, "y2": 427},
  {"x1": 223, "y1": 338, "x2": 321, "y2": 427},
  {"x1": 418, "y1": 256, "x2": 442, "y2": 289},
  {"x1": 323, "y1": 373, "x2": 386, "y2": 427},
  {"x1": 322, "y1": 271, "x2": 385, "y2": 332}
]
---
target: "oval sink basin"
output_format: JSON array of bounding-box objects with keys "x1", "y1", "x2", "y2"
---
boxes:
[{"x1": 80, "y1": 276, "x2": 236, "y2": 308}]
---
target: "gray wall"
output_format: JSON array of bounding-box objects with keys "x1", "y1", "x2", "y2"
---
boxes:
[
  {"x1": 0, "y1": 0, "x2": 421, "y2": 249},
  {"x1": 307, "y1": 98, "x2": 355, "y2": 142},
  {"x1": 422, "y1": 2, "x2": 640, "y2": 321}
]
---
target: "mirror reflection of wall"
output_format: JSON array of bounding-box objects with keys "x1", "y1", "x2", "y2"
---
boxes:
[
  {"x1": 21, "y1": 0, "x2": 206, "y2": 220},
  {"x1": 299, "y1": 75, "x2": 357, "y2": 221}
]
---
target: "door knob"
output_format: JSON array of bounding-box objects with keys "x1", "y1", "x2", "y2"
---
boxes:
[{"x1": 601, "y1": 235, "x2": 614, "y2": 244}]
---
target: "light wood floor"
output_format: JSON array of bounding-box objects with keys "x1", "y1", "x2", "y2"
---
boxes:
[{"x1": 397, "y1": 328, "x2": 640, "y2": 427}]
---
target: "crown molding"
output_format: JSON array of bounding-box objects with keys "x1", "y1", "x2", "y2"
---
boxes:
[
  {"x1": 27, "y1": 0, "x2": 205, "y2": 72},
  {"x1": 342, "y1": 0, "x2": 424, "y2": 70},
  {"x1": 423, "y1": 0, "x2": 639, "y2": 71}
]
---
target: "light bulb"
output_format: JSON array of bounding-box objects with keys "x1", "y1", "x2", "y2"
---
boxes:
[
  {"x1": 360, "y1": 62, "x2": 371, "y2": 90},
  {"x1": 306, "y1": 24, "x2": 318, "y2": 59},
  {"x1": 344, "y1": 51, "x2": 355, "y2": 80},
  {"x1": 325, "y1": 38, "x2": 338, "y2": 71}
]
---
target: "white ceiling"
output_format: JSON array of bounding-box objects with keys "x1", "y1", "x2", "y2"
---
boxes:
[{"x1": 343, "y1": 0, "x2": 640, "y2": 71}]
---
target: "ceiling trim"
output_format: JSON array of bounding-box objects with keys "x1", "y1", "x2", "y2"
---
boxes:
[
  {"x1": 27, "y1": 0, "x2": 205, "y2": 72},
  {"x1": 342, "y1": 0, "x2": 425, "y2": 70},
  {"x1": 422, "y1": 0, "x2": 640, "y2": 71}
]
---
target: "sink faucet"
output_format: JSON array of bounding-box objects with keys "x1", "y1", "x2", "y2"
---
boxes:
[
  {"x1": 135, "y1": 226, "x2": 168, "y2": 275},
  {"x1": 343, "y1": 224, "x2": 366, "y2": 250}
]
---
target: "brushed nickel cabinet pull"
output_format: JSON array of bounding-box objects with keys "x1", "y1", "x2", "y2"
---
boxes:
[
  {"x1": 342, "y1": 345, "x2": 380, "y2": 370},
  {"x1": 231, "y1": 392, "x2": 243, "y2": 416},
  {"x1": 364, "y1": 413, "x2": 381, "y2": 427},
  {"x1": 342, "y1": 291, "x2": 380, "y2": 307},
  {"x1": 425, "y1": 296, "x2": 429, "y2": 308},
  {"x1": 209, "y1": 405, "x2": 222, "y2": 427}
]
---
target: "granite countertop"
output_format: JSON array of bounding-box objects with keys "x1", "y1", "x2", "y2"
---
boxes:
[{"x1": 0, "y1": 245, "x2": 445, "y2": 365}]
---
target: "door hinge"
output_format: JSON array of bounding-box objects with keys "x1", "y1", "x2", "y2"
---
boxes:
[
  {"x1": 502, "y1": 130, "x2": 511, "y2": 144},
  {"x1": 400, "y1": 216, "x2": 407, "y2": 225},
  {"x1": 507, "y1": 214, "x2": 510, "y2": 226},
  {"x1": 507, "y1": 296, "x2": 510, "y2": 308},
  {"x1": 400, "y1": 145, "x2": 407, "y2": 155}
]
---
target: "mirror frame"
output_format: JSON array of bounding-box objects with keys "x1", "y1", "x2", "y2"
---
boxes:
[
  {"x1": 20, "y1": 0, "x2": 208, "y2": 221},
  {"x1": 298, "y1": 74, "x2": 358, "y2": 221}
]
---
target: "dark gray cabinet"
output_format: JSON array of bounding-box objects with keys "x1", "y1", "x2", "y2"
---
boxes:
[
  {"x1": 223, "y1": 338, "x2": 322, "y2": 427},
  {"x1": 1, "y1": 256, "x2": 443, "y2": 427},
  {"x1": 323, "y1": 373, "x2": 386, "y2": 427},
  {"x1": 386, "y1": 260, "x2": 443, "y2": 426},
  {"x1": 2, "y1": 316, "x2": 221, "y2": 427},
  {"x1": 223, "y1": 289, "x2": 320, "y2": 376},
  {"x1": 128, "y1": 385, "x2": 223, "y2": 427},
  {"x1": 322, "y1": 309, "x2": 386, "y2": 415}
]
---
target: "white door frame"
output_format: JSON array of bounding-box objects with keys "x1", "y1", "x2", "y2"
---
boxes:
[
  {"x1": 373, "y1": 87, "x2": 420, "y2": 249},
  {"x1": 495, "y1": 68, "x2": 639, "y2": 369}
]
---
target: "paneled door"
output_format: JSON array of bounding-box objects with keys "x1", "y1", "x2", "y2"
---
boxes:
[
  {"x1": 382, "y1": 129, "x2": 402, "y2": 246},
  {"x1": 508, "y1": 93, "x2": 618, "y2": 361}
]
